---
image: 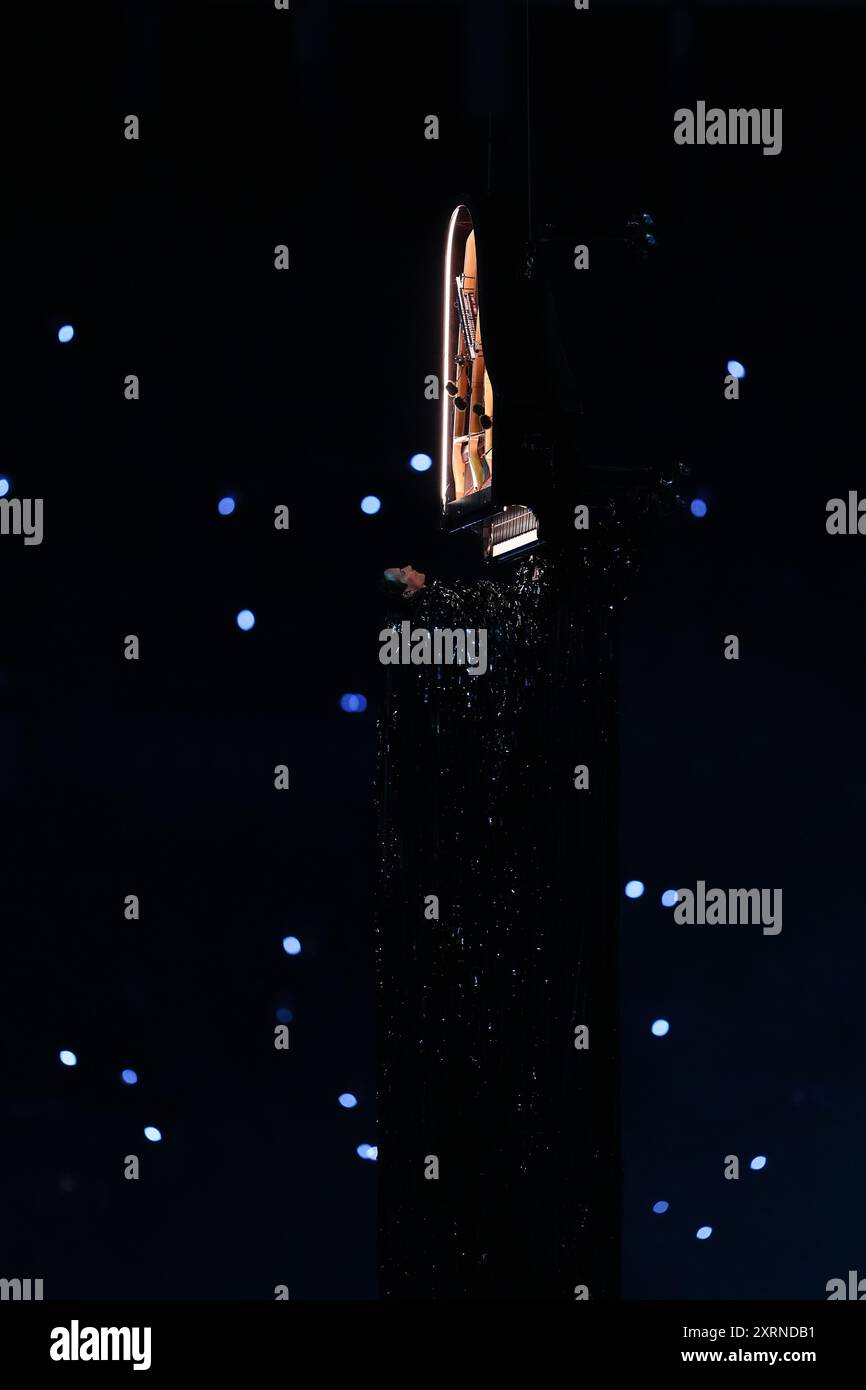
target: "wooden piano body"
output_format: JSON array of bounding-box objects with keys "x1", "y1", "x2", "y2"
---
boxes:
[{"x1": 439, "y1": 203, "x2": 539, "y2": 561}]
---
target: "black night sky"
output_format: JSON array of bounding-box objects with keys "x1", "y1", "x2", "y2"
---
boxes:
[{"x1": 1, "y1": 0, "x2": 864, "y2": 1307}]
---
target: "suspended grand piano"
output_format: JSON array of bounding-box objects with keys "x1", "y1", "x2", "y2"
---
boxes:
[
  {"x1": 439, "y1": 198, "x2": 682, "y2": 565},
  {"x1": 440, "y1": 203, "x2": 540, "y2": 561}
]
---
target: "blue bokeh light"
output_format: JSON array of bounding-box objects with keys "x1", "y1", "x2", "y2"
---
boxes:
[
  {"x1": 218, "y1": 497, "x2": 236, "y2": 516},
  {"x1": 144, "y1": 1126, "x2": 162, "y2": 1143},
  {"x1": 340, "y1": 693, "x2": 368, "y2": 713},
  {"x1": 236, "y1": 609, "x2": 255, "y2": 631},
  {"x1": 750, "y1": 1155, "x2": 767, "y2": 1171},
  {"x1": 360, "y1": 495, "x2": 381, "y2": 515},
  {"x1": 690, "y1": 498, "x2": 708, "y2": 518},
  {"x1": 625, "y1": 880, "x2": 645, "y2": 899},
  {"x1": 727, "y1": 359, "x2": 746, "y2": 379},
  {"x1": 276, "y1": 1006, "x2": 293, "y2": 1023},
  {"x1": 696, "y1": 1225, "x2": 713, "y2": 1240},
  {"x1": 59, "y1": 1050, "x2": 77, "y2": 1067},
  {"x1": 339, "y1": 1093, "x2": 358, "y2": 1109},
  {"x1": 652, "y1": 1200, "x2": 669, "y2": 1214},
  {"x1": 651, "y1": 1019, "x2": 670, "y2": 1037},
  {"x1": 282, "y1": 936, "x2": 302, "y2": 956},
  {"x1": 409, "y1": 453, "x2": 433, "y2": 472},
  {"x1": 121, "y1": 1069, "x2": 138, "y2": 1085},
  {"x1": 356, "y1": 1143, "x2": 378, "y2": 1161},
  {"x1": 0, "y1": 478, "x2": 9, "y2": 497},
  {"x1": 661, "y1": 889, "x2": 679, "y2": 908},
  {"x1": 57, "y1": 324, "x2": 75, "y2": 343}
]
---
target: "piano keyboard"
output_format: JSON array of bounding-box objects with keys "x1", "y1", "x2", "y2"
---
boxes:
[{"x1": 487, "y1": 505, "x2": 539, "y2": 559}]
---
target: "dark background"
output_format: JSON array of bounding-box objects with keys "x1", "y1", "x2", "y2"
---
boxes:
[{"x1": 0, "y1": 0, "x2": 863, "y2": 1299}]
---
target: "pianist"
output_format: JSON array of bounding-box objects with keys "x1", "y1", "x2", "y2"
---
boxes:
[{"x1": 382, "y1": 565, "x2": 426, "y2": 599}]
